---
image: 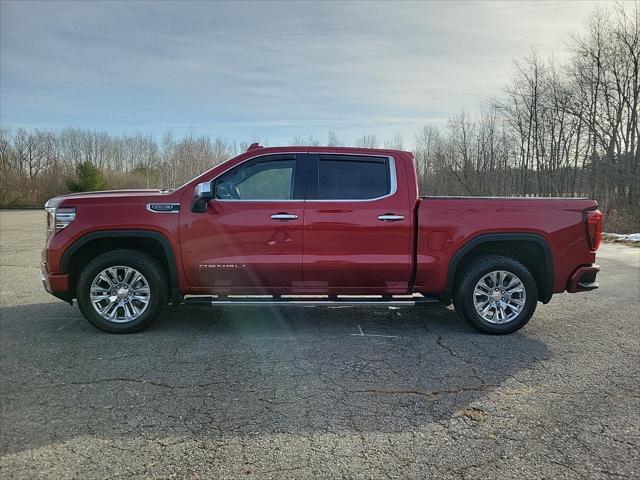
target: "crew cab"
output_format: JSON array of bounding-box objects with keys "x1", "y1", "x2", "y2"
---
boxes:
[{"x1": 42, "y1": 145, "x2": 602, "y2": 334}]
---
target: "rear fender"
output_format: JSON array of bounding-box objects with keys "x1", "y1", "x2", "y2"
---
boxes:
[{"x1": 443, "y1": 233, "x2": 554, "y2": 304}]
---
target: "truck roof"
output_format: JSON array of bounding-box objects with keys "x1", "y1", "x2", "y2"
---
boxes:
[{"x1": 244, "y1": 145, "x2": 413, "y2": 157}]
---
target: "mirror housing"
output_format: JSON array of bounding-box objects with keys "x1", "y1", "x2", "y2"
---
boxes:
[{"x1": 191, "y1": 181, "x2": 214, "y2": 213}]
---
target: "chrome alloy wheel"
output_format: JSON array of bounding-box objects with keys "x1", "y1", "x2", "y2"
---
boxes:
[
  {"x1": 90, "y1": 266, "x2": 150, "y2": 323},
  {"x1": 473, "y1": 270, "x2": 526, "y2": 324}
]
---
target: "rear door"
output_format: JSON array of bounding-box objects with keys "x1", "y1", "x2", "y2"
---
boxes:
[
  {"x1": 302, "y1": 154, "x2": 413, "y2": 293},
  {"x1": 181, "y1": 153, "x2": 306, "y2": 292}
]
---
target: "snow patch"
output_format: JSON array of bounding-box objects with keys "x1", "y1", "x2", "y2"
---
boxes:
[{"x1": 603, "y1": 233, "x2": 640, "y2": 243}]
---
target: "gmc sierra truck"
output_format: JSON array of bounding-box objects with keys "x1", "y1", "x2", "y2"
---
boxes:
[{"x1": 42, "y1": 145, "x2": 602, "y2": 334}]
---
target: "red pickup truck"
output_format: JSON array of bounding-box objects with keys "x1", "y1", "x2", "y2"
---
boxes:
[{"x1": 42, "y1": 145, "x2": 602, "y2": 334}]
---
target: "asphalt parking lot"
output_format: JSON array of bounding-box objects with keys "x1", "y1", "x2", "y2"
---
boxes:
[{"x1": 1, "y1": 209, "x2": 639, "y2": 479}]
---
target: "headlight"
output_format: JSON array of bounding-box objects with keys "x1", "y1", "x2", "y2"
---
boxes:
[{"x1": 46, "y1": 207, "x2": 76, "y2": 236}]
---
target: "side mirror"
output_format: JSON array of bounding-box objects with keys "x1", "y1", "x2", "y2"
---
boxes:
[{"x1": 191, "y1": 182, "x2": 214, "y2": 213}]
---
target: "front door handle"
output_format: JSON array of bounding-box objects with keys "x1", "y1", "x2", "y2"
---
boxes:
[
  {"x1": 270, "y1": 213, "x2": 299, "y2": 220},
  {"x1": 377, "y1": 214, "x2": 405, "y2": 222}
]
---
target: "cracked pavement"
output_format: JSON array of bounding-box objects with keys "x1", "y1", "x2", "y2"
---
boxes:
[{"x1": 1, "y1": 210, "x2": 639, "y2": 479}]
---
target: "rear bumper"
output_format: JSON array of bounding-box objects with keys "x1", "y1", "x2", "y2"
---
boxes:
[
  {"x1": 567, "y1": 264, "x2": 600, "y2": 293},
  {"x1": 41, "y1": 262, "x2": 73, "y2": 303}
]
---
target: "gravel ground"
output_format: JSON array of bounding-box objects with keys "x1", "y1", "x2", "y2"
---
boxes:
[{"x1": 1, "y1": 209, "x2": 639, "y2": 479}]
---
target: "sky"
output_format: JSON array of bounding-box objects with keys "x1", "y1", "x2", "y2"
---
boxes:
[{"x1": 0, "y1": 0, "x2": 611, "y2": 147}]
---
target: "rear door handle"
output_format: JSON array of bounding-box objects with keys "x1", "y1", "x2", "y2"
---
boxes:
[
  {"x1": 377, "y1": 214, "x2": 405, "y2": 222},
  {"x1": 270, "y1": 213, "x2": 299, "y2": 220}
]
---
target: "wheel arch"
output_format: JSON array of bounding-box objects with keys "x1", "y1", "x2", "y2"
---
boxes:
[
  {"x1": 443, "y1": 233, "x2": 554, "y2": 304},
  {"x1": 61, "y1": 230, "x2": 181, "y2": 302}
]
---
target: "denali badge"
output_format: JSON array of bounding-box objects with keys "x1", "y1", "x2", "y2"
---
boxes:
[{"x1": 198, "y1": 264, "x2": 246, "y2": 269}]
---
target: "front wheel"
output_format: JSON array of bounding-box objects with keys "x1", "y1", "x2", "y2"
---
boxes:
[
  {"x1": 453, "y1": 255, "x2": 538, "y2": 334},
  {"x1": 76, "y1": 249, "x2": 168, "y2": 333}
]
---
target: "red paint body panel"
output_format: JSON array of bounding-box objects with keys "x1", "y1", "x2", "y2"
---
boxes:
[
  {"x1": 40, "y1": 260, "x2": 70, "y2": 294},
  {"x1": 179, "y1": 199, "x2": 305, "y2": 292},
  {"x1": 302, "y1": 152, "x2": 414, "y2": 294},
  {"x1": 43, "y1": 189, "x2": 189, "y2": 291},
  {"x1": 302, "y1": 198, "x2": 412, "y2": 294},
  {"x1": 414, "y1": 197, "x2": 597, "y2": 296},
  {"x1": 41, "y1": 146, "x2": 601, "y2": 303}
]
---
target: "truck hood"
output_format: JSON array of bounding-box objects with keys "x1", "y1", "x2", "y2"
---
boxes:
[{"x1": 45, "y1": 189, "x2": 170, "y2": 208}]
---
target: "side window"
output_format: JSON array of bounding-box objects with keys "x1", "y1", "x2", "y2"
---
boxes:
[
  {"x1": 316, "y1": 155, "x2": 391, "y2": 200},
  {"x1": 215, "y1": 159, "x2": 296, "y2": 200}
]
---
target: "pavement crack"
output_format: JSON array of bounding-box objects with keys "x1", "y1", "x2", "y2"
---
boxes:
[
  {"x1": 25, "y1": 377, "x2": 223, "y2": 391},
  {"x1": 346, "y1": 385, "x2": 496, "y2": 397}
]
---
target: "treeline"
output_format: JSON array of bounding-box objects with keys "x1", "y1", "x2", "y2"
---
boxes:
[{"x1": 1, "y1": 3, "x2": 638, "y2": 231}]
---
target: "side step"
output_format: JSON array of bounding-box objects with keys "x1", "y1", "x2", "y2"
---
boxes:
[{"x1": 183, "y1": 295, "x2": 440, "y2": 307}]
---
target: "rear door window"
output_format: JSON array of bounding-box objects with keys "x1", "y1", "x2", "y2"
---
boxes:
[{"x1": 312, "y1": 155, "x2": 392, "y2": 200}]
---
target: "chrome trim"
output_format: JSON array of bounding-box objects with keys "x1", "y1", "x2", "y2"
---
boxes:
[
  {"x1": 183, "y1": 294, "x2": 440, "y2": 307},
  {"x1": 146, "y1": 203, "x2": 180, "y2": 214},
  {"x1": 212, "y1": 199, "x2": 303, "y2": 203},
  {"x1": 209, "y1": 299, "x2": 416, "y2": 306},
  {"x1": 210, "y1": 153, "x2": 299, "y2": 203},
  {"x1": 377, "y1": 214, "x2": 405, "y2": 221},
  {"x1": 46, "y1": 207, "x2": 76, "y2": 231},
  {"x1": 473, "y1": 270, "x2": 526, "y2": 324},
  {"x1": 305, "y1": 154, "x2": 397, "y2": 203},
  {"x1": 208, "y1": 151, "x2": 304, "y2": 181},
  {"x1": 89, "y1": 265, "x2": 151, "y2": 323},
  {"x1": 211, "y1": 152, "x2": 398, "y2": 203},
  {"x1": 195, "y1": 181, "x2": 213, "y2": 198},
  {"x1": 270, "y1": 213, "x2": 299, "y2": 220}
]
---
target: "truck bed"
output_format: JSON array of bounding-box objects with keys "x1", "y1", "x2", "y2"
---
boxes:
[{"x1": 413, "y1": 196, "x2": 598, "y2": 299}]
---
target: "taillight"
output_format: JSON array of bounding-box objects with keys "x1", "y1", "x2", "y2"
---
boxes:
[{"x1": 586, "y1": 209, "x2": 603, "y2": 251}]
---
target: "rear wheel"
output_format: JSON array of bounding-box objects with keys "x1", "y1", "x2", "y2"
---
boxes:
[
  {"x1": 76, "y1": 249, "x2": 167, "y2": 333},
  {"x1": 453, "y1": 255, "x2": 538, "y2": 334}
]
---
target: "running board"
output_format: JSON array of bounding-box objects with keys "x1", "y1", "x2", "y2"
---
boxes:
[{"x1": 183, "y1": 296, "x2": 440, "y2": 307}]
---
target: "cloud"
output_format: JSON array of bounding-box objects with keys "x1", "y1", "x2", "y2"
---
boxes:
[{"x1": 0, "y1": 0, "x2": 609, "y2": 146}]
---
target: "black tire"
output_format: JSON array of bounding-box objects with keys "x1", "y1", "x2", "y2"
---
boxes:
[
  {"x1": 76, "y1": 249, "x2": 168, "y2": 333},
  {"x1": 453, "y1": 255, "x2": 538, "y2": 334}
]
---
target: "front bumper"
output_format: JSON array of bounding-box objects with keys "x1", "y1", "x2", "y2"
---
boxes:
[
  {"x1": 567, "y1": 264, "x2": 600, "y2": 293},
  {"x1": 41, "y1": 262, "x2": 73, "y2": 303}
]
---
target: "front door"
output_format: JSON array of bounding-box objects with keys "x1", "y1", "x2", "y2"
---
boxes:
[{"x1": 181, "y1": 154, "x2": 305, "y2": 293}]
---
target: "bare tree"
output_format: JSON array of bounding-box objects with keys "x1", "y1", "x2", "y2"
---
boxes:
[
  {"x1": 1, "y1": 2, "x2": 637, "y2": 231},
  {"x1": 327, "y1": 131, "x2": 343, "y2": 147},
  {"x1": 355, "y1": 134, "x2": 378, "y2": 148}
]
